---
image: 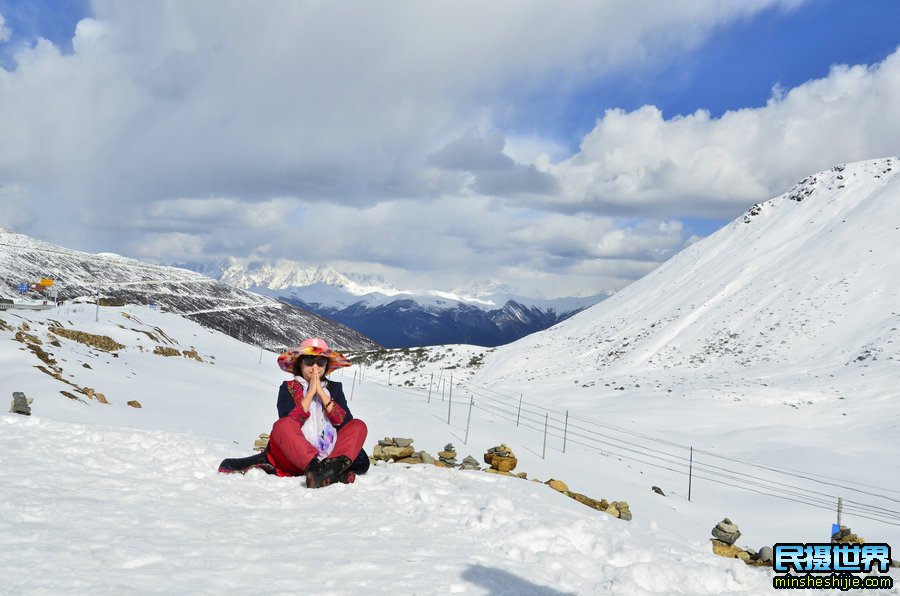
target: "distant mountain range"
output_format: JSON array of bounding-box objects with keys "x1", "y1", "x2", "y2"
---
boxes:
[
  {"x1": 0, "y1": 230, "x2": 379, "y2": 351},
  {"x1": 174, "y1": 260, "x2": 606, "y2": 348}
]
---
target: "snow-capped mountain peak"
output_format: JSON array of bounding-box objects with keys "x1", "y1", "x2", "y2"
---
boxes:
[{"x1": 181, "y1": 259, "x2": 607, "y2": 347}]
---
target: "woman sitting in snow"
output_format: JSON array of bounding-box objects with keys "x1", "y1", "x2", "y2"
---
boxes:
[{"x1": 218, "y1": 337, "x2": 370, "y2": 488}]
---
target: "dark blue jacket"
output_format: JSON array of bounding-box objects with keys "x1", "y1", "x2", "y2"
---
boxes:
[{"x1": 277, "y1": 379, "x2": 370, "y2": 475}]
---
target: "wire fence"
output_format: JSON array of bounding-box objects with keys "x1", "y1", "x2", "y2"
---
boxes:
[{"x1": 340, "y1": 364, "x2": 900, "y2": 532}]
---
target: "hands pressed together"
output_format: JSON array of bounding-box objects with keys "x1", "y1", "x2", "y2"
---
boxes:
[{"x1": 301, "y1": 369, "x2": 333, "y2": 413}]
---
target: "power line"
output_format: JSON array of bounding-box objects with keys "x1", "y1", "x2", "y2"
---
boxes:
[{"x1": 363, "y1": 368, "x2": 900, "y2": 531}]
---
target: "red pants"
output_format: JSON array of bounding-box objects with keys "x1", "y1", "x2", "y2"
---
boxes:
[{"x1": 266, "y1": 417, "x2": 368, "y2": 477}]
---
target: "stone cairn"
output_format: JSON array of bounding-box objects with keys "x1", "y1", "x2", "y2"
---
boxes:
[
  {"x1": 253, "y1": 433, "x2": 270, "y2": 452},
  {"x1": 373, "y1": 437, "x2": 432, "y2": 464},
  {"x1": 459, "y1": 456, "x2": 481, "y2": 471},
  {"x1": 483, "y1": 444, "x2": 518, "y2": 473},
  {"x1": 437, "y1": 443, "x2": 459, "y2": 467},
  {"x1": 831, "y1": 525, "x2": 864, "y2": 545},
  {"x1": 709, "y1": 518, "x2": 770, "y2": 567},
  {"x1": 9, "y1": 392, "x2": 32, "y2": 416}
]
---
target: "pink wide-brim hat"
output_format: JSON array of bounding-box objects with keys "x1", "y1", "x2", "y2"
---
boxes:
[{"x1": 277, "y1": 337, "x2": 352, "y2": 375}]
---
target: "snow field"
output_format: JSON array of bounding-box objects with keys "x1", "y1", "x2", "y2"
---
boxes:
[{"x1": 1, "y1": 415, "x2": 791, "y2": 595}]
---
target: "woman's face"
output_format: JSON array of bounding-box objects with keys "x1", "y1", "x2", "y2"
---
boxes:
[{"x1": 299, "y1": 355, "x2": 328, "y2": 382}]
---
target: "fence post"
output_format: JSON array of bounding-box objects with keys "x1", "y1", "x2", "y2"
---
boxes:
[
  {"x1": 542, "y1": 413, "x2": 548, "y2": 459},
  {"x1": 516, "y1": 393, "x2": 523, "y2": 427},
  {"x1": 563, "y1": 410, "x2": 569, "y2": 453},
  {"x1": 350, "y1": 370, "x2": 357, "y2": 401},
  {"x1": 447, "y1": 374, "x2": 453, "y2": 424},
  {"x1": 388, "y1": 370, "x2": 391, "y2": 386},
  {"x1": 464, "y1": 396, "x2": 474, "y2": 445},
  {"x1": 688, "y1": 446, "x2": 693, "y2": 502},
  {"x1": 427, "y1": 373, "x2": 433, "y2": 403}
]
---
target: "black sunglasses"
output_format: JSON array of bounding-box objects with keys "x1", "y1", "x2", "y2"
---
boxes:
[{"x1": 300, "y1": 355, "x2": 329, "y2": 368}]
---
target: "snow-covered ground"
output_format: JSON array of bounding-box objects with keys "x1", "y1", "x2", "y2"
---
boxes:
[{"x1": 1, "y1": 303, "x2": 897, "y2": 594}]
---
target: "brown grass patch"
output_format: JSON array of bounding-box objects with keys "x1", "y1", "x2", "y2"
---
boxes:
[
  {"x1": 182, "y1": 349, "x2": 204, "y2": 362},
  {"x1": 153, "y1": 346, "x2": 181, "y2": 357},
  {"x1": 60, "y1": 391, "x2": 86, "y2": 403},
  {"x1": 49, "y1": 327, "x2": 125, "y2": 352},
  {"x1": 15, "y1": 330, "x2": 42, "y2": 345}
]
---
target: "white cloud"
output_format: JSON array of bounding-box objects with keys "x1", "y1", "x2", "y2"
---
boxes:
[
  {"x1": 547, "y1": 47, "x2": 900, "y2": 219},
  {"x1": 0, "y1": 1, "x2": 802, "y2": 205},
  {"x1": 0, "y1": 1, "x2": 834, "y2": 296},
  {"x1": 203, "y1": 196, "x2": 688, "y2": 297},
  {"x1": 0, "y1": 13, "x2": 11, "y2": 43}
]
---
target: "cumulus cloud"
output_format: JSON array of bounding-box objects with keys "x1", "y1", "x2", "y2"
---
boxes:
[
  {"x1": 0, "y1": 1, "x2": 801, "y2": 206},
  {"x1": 547, "y1": 47, "x2": 900, "y2": 219}
]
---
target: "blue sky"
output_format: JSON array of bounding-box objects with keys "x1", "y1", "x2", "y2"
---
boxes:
[
  {"x1": 506, "y1": 0, "x2": 900, "y2": 140},
  {"x1": 0, "y1": 0, "x2": 88, "y2": 63},
  {"x1": 0, "y1": 1, "x2": 899, "y2": 296}
]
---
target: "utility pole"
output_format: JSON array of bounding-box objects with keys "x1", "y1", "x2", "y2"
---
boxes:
[{"x1": 688, "y1": 446, "x2": 694, "y2": 502}]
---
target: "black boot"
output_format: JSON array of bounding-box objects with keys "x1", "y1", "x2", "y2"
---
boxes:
[
  {"x1": 323, "y1": 455, "x2": 353, "y2": 479},
  {"x1": 310, "y1": 455, "x2": 355, "y2": 487},
  {"x1": 304, "y1": 457, "x2": 334, "y2": 488},
  {"x1": 331, "y1": 455, "x2": 357, "y2": 484},
  {"x1": 218, "y1": 451, "x2": 274, "y2": 475}
]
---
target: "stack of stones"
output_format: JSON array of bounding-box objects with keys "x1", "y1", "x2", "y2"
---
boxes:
[
  {"x1": 373, "y1": 437, "x2": 416, "y2": 462},
  {"x1": 712, "y1": 518, "x2": 741, "y2": 545},
  {"x1": 253, "y1": 433, "x2": 270, "y2": 452},
  {"x1": 831, "y1": 525, "x2": 864, "y2": 545},
  {"x1": 607, "y1": 500, "x2": 632, "y2": 521},
  {"x1": 437, "y1": 443, "x2": 458, "y2": 467},
  {"x1": 9, "y1": 392, "x2": 31, "y2": 416},
  {"x1": 459, "y1": 455, "x2": 480, "y2": 471},
  {"x1": 709, "y1": 519, "x2": 770, "y2": 567},
  {"x1": 483, "y1": 444, "x2": 517, "y2": 473}
]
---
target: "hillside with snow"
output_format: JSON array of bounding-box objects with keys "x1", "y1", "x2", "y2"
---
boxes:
[
  {"x1": 479, "y1": 158, "x2": 899, "y2": 383},
  {"x1": 0, "y1": 230, "x2": 379, "y2": 351}
]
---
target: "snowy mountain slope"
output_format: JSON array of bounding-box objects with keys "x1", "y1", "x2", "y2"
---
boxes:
[
  {"x1": 0, "y1": 229, "x2": 379, "y2": 351},
  {"x1": 177, "y1": 258, "x2": 605, "y2": 348},
  {"x1": 2, "y1": 298, "x2": 898, "y2": 592},
  {"x1": 479, "y1": 158, "x2": 900, "y2": 381}
]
